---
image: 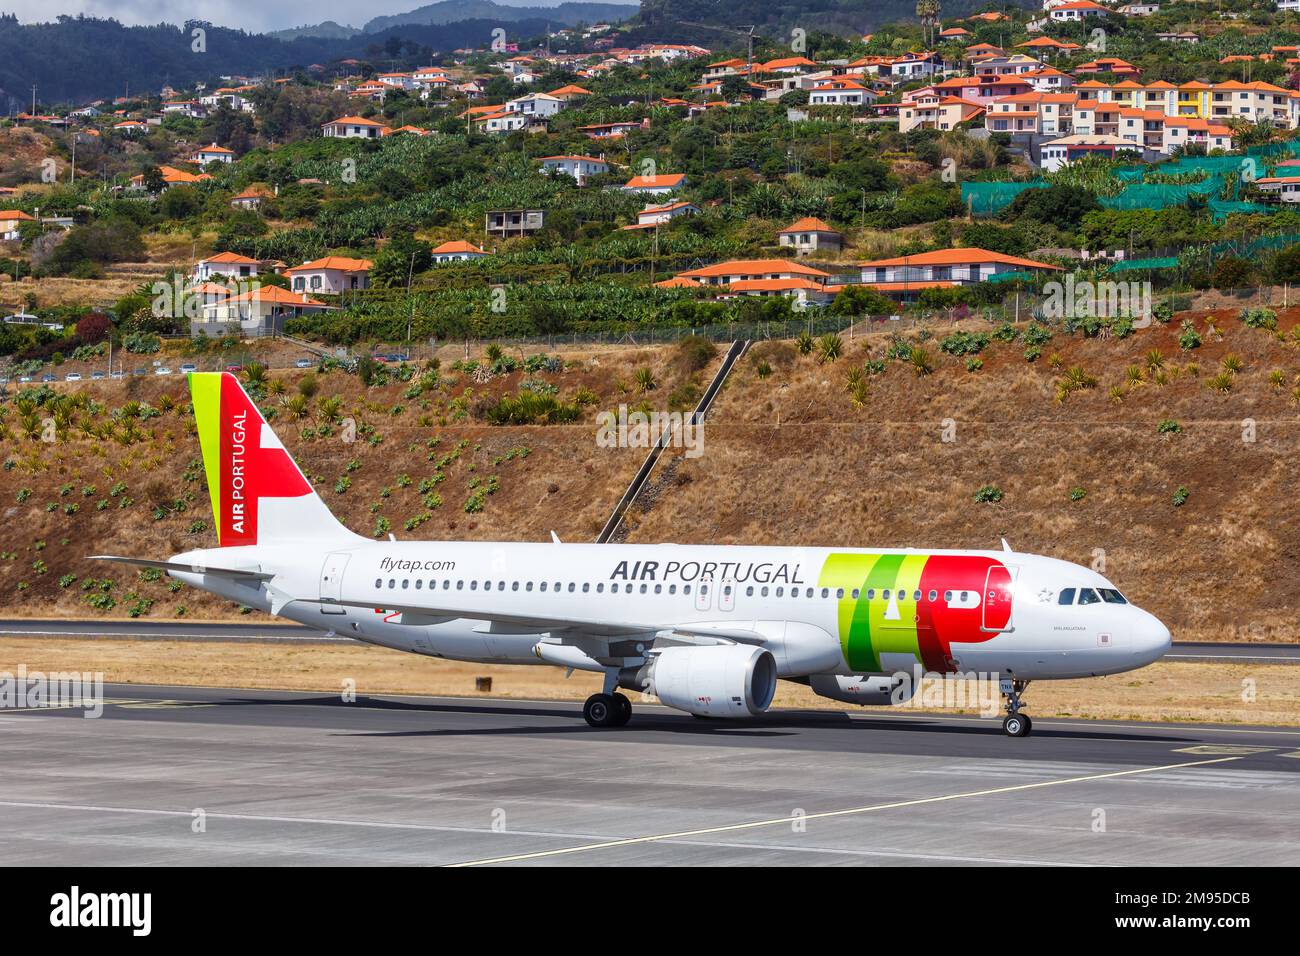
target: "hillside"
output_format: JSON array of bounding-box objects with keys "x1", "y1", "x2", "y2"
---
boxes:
[
  {"x1": 3, "y1": 313, "x2": 1299, "y2": 644},
  {"x1": 363, "y1": 1, "x2": 638, "y2": 34}
]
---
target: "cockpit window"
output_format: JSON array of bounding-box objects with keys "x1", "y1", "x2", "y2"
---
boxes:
[
  {"x1": 1099, "y1": 588, "x2": 1128, "y2": 604},
  {"x1": 1078, "y1": 588, "x2": 1102, "y2": 605},
  {"x1": 1057, "y1": 588, "x2": 1076, "y2": 605}
]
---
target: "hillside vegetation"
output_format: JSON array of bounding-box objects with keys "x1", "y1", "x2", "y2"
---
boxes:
[{"x1": 2, "y1": 313, "x2": 1299, "y2": 643}]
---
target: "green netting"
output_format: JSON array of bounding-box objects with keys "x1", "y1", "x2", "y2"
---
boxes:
[
  {"x1": 1099, "y1": 175, "x2": 1223, "y2": 210},
  {"x1": 1208, "y1": 199, "x2": 1274, "y2": 222},
  {"x1": 986, "y1": 270, "x2": 1037, "y2": 283},
  {"x1": 1108, "y1": 256, "x2": 1180, "y2": 273},
  {"x1": 1113, "y1": 165, "x2": 1146, "y2": 182},
  {"x1": 962, "y1": 180, "x2": 1047, "y2": 217}
]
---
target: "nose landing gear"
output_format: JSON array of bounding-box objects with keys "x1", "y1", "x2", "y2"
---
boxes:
[{"x1": 1001, "y1": 678, "x2": 1032, "y2": 737}]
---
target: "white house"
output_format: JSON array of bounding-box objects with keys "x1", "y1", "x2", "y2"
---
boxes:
[
  {"x1": 1048, "y1": 0, "x2": 1110, "y2": 22},
  {"x1": 626, "y1": 200, "x2": 700, "y2": 228},
  {"x1": 621, "y1": 173, "x2": 687, "y2": 196},
  {"x1": 506, "y1": 92, "x2": 565, "y2": 118},
  {"x1": 1255, "y1": 175, "x2": 1300, "y2": 203},
  {"x1": 191, "y1": 251, "x2": 259, "y2": 282},
  {"x1": 858, "y1": 248, "x2": 1061, "y2": 285},
  {"x1": 190, "y1": 143, "x2": 235, "y2": 165},
  {"x1": 539, "y1": 155, "x2": 611, "y2": 182},
  {"x1": 777, "y1": 217, "x2": 843, "y2": 255},
  {"x1": 198, "y1": 285, "x2": 334, "y2": 334},
  {"x1": 429, "y1": 240, "x2": 489, "y2": 263},
  {"x1": 321, "y1": 116, "x2": 390, "y2": 139},
  {"x1": 808, "y1": 79, "x2": 877, "y2": 106},
  {"x1": 285, "y1": 256, "x2": 374, "y2": 294}
]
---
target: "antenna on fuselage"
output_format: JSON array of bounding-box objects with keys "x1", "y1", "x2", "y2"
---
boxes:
[
  {"x1": 1001, "y1": 538, "x2": 1013, "y2": 553},
  {"x1": 551, "y1": 531, "x2": 562, "y2": 544}
]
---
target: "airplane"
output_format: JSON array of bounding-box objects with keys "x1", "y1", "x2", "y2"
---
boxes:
[{"x1": 95, "y1": 372, "x2": 1171, "y2": 737}]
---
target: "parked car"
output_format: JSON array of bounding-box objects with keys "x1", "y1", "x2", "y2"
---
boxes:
[
  {"x1": 65, "y1": 372, "x2": 82, "y2": 381},
  {"x1": 131, "y1": 368, "x2": 146, "y2": 377},
  {"x1": 295, "y1": 358, "x2": 314, "y2": 369},
  {"x1": 18, "y1": 375, "x2": 33, "y2": 383},
  {"x1": 224, "y1": 364, "x2": 243, "y2": 373},
  {"x1": 180, "y1": 363, "x2": 197, "y2": 374},
  {"x1": 91, "y1": 371, "x2": 105, "y2": 380},
  {"x1": 110, "y1": 371, "x2": 124, "y2": 379},
  {"x1": 41, "y1": 374, "x2": 56, "y2": 382},
  {"x1": 154, "y1": 367, "x2": 172, "y2": 376}
]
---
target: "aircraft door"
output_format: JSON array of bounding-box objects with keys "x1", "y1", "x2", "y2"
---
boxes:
[
  {"x1": 719, "y1": 581, "x2": 735, "y2": 612},
  {"x1": 982, "y1": 565, "x2": 1016, "y2": 633},
  {"x1": 319, "y1": 552, "x2": 350, "y2": 614},
  {"x1": 694, "y1": 576, "x2": 713, "y2": 612}
]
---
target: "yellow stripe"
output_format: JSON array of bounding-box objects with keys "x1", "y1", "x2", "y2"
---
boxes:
[{"x1": 189, "y1": 373, "x2": 223, "y2": 545}]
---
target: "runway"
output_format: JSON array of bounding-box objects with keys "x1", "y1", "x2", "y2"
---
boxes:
[
  {"x1": 2, "y1": 619, "x2": 1298, "y2": 661},
  {"x1": 2, "y1": 683, "x2": 1298, "y2": 866}
]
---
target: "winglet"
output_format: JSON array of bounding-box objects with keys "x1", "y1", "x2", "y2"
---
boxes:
[
  {"x1": 1001, "y1": 537, "x2": 1013, "y2": 553},
  {"x1": 551, "y1": 531, "x2": 562, "y2": 544}
]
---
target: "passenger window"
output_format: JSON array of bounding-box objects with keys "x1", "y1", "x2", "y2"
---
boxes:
[
  {"x1": 683, "y1": 585, "x2": 692, "y2": 595},
  {"x1": 928, "y1": 590, "x2": 937, "y2": 602},
  {"x1": 775, "y1": 587, "x2": 783, "y2": 597},
  {"x1": 868, "y1": 589, "x2": 875, "y2": 600},
  {"x1": 596, "y1": 583, "x2": 604, "y2": 593},
  {"x1": 943, "y1": 590, "x2": 952, "y2": 602},
  {"x1": 443, "y1": 580, "x2": 450, "y2": 589},
  {"x1": 914, "y1": 590, "x2": 921, "y2": 601},
  {"x1": 415, "y1": 580, "x2": 422, "y2": 590},
  {"x1": 401, "y1": 579, "x2": 409, "y2": 589},
  {"x1": 821, "y1": 588, "x2": 829, "y2": 599},
  {"x1": 851, "y1": 589, "x2": 859, "y2": 599},
  {"x1": 1058, "y1": 588, "x2": 1076, "y2": 605},
  {"x1": 701, "y1": 585, "x2": 709, "y2": 595},
  {"x1": 760, "y1": 586, "x2": 768, "y2": 597},
  {"x1": 641, "y1": 584, "x2": 648, "y2": 594},
  {"x1": 526, "y1": 582, "x2": 533, "y2": 592},
  {"x1": 456, "y1": 580, "x2": 464, "y2": 590},
  {"x1": 655, "y1": 584, "x2": 662, "y2": 594},
  {"x1": 582, "y1": 583, "x2": 590, "y2": 593},
  {"x1": 1078, "y1": 588, "x2": 1101, "y2": 605},
  {"x1": 374, "y1": 578, "x2": 382, "y2": 588},
  {"x1": 883, "y1": 589, "x2": 890, "y2": 600},
  {"x1": 669, "y1": 584, "x2": 676, "y2": 594},
  {"x1": 512, "y1": 582, "x2": 520, "y2": 591},
  {"x1": 806, "y1": 588, "x2": 814, "y2": 598},
  {"x1": 745, "y1": 586, "x2": 753, "y2": 597},
  {"x1": 568, "y1": 583, "x2": 576, "y2": 592},
  {"x1": 388, "y1": 579, "x2": 396, "y2": 589},
  {"x1": 836, "y1": 588, "x2": 844, "y2": 599},
  {"x1": 470, "y1": 581, "x2": 477, "y2": 590}
]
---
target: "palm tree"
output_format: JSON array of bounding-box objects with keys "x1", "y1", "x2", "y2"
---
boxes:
[{"x1": 916, "y1": 0, "x2": 942, "y2": 48}]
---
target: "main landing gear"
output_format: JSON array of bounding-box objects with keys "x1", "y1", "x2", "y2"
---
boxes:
[
  {"x1": 583, "y1": 692, "x2": 632, "y2": 728},
  {"x1": 1001, "y1": 678, "x2": 1032, "y2": 738}
]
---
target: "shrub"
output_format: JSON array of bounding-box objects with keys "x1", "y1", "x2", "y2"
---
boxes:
[
  {"x1": 1172, "y1": 486, "x2": 1190, "y2": 507},
  {"x1": 816, "y1": 333, "x2": 843, "y2": 363},
  {"x1": 1070, "y1": 487, "x2": 1087, "y2": 502},
  {"x1": 939, "y1": 331, "x2": 990, "y2": 357},
  {"x1": 634, "y1": 367, "x2": 658, "y2": 391},
  {"x1": 1206, "y1": 372, "x2": 1234, "y2": 393},
  {"x1": 973, "y1": 485, "x2": 1004, "y2": 504},
  {"x1": 1178, "y1": 319, "x2": 1201, "y2": 351},
  {"x1": 1240, "y1": 307, "x2": 1277, "y2": 331},
  {"x1": 1157, "y1": 419, "x2": 1182, "y2": 434},
  {"x1": 1221, "y1": 353, "x2": 1244, "y2": 374},
  {"x1": 909, "y1": 347, "x2": 933, "y2": 376}
]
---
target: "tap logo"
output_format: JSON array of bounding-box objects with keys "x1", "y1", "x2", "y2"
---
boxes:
[{"x1": 191, "y1": 373, "x2": 312, "y2": 546}]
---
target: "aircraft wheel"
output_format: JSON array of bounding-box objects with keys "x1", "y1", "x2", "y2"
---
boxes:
[
  {"x1": 1003, "y1": 713, "x2": 1032, "y2": 738},
  {"x1": 583, "y1": 693, "x2": 618, "y2": 728},
  {"x1": 611, "y1": 692, "x2": 632, "y2": 726}
]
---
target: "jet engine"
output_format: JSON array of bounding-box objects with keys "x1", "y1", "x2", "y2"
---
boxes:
[
  {"x1": 623, "y1": 645, "x2": 777, "y2": 718},
  {"x1": 809, "y1": 673, "x2": 917, "y2": 706}
]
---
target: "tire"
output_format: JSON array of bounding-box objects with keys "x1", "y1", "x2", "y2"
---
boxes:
[
  {"x1": 1003, "y1": 714, "x2": 1031, "y2": 738},
  {"x1": 583, "y1": 693, "x2": 616, "y2": 728},
  {"x1": 611, "y1": 692, "x2": 632, "y2": 726}
]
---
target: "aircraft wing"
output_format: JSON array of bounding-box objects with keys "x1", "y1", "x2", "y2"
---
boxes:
[{"x1": 323, "y1": 596, "x2": 767, "y2": 645}]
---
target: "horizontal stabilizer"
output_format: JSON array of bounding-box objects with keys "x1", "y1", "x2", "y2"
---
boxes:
[{"x1": 90, "y1": 555, "x2": 273, "y2": 581}]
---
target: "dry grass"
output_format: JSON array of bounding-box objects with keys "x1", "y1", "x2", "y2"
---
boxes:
[{"x1": 1, "y1": 637, "x2": 1295, "y2": 726}]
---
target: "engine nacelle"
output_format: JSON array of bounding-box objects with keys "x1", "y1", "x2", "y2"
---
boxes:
[
  {"x1": 809, "y1": 673, "x2": 916, "y2": 706},
  {"x1": 626, "y1": 645, "x2": 777, "y2": 718}
]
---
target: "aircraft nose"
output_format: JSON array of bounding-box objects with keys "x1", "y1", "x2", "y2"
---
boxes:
[{"x1": 1134, "y1": 611, "x2": 1172, "y2": 664}]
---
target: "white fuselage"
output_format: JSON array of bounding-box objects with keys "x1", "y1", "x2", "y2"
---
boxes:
[{"x1": 170, "y1": 540, "x2": 1171, "y2": 683}]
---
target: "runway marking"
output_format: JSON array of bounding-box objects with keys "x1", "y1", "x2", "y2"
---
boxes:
[
  {"x1": 445, "y1": 756, "x2": 1243, "y2": 867},
  {"x1": 0, "y1": 799, "x2": 1090, "y2": 866},
  {"x1": 1173, "y1": 745, "x2": 1277, "y2": 756}
]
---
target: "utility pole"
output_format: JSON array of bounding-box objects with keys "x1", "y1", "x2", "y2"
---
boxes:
[{"x1": 30, "y1": 84, "x2": 36, "y2": 116}]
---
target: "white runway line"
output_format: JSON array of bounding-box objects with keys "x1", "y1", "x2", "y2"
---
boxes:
[{"x1": 445, "y1": 755, "x2": 1244, "y2": 866}]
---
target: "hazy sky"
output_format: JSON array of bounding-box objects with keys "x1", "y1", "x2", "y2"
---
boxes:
[{"x1": 1, "y1": 0, "x2": 630, "y2": 33}]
